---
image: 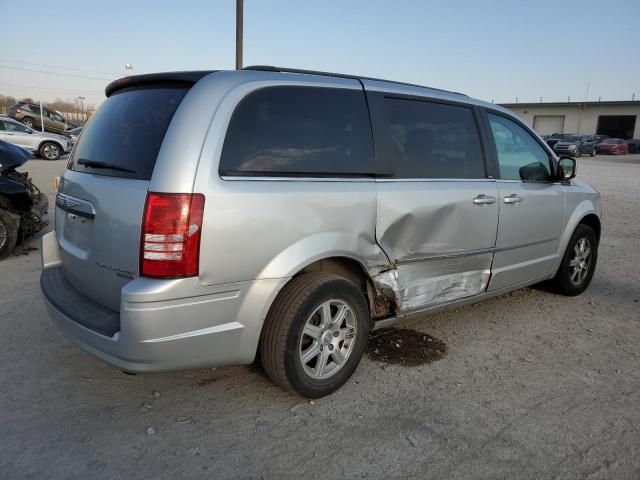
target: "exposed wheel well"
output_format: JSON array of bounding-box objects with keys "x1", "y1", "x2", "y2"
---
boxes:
[
  {"x1": 579, "y1": 214, "x2": 601, "y2": 243},
  {"x1": 296, "y1": 257, "x2": 380, "y2": 316},
  {"x1": 298, "y1": 257, "x2": 369, "y2": 292}
]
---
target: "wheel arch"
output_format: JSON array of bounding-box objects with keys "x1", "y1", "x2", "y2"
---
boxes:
[
  {"x1": 38, "y1": 139, "x2": 64, "y2": 153},
  {"x1": 578, "y1": 213, "x2": 601, "y2": 243},
  {"x1": 552, "y1": 201, "x2": 602, "y2": 275}
]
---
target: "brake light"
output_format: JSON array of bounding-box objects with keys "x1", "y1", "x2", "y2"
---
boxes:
[
  {"x1": 140, "y1": 193, "x2": 205, "y2": 278},
  {"x1": 16, "y1": 108, "x2": 21, "y2": 113}
]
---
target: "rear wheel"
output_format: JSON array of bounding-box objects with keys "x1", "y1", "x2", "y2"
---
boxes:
[
  {"x1": 0, "y1": 209, "x2": 19, "y2": 260},
  {"x1": 549, "y1": 224, "x2": 597, "y2": 296},
  {"x1": 260, "y1": 272, "x2": 370, "y2": 398},
  {"x1": 39, "y1": 142, "x2": 61, "y2": 160},
  {"x1": 21, "y1": 117, "x2": 34, "y2": 129},
  {"x1": 590, "y1": 148, "x2": 596, "y2": 157}
]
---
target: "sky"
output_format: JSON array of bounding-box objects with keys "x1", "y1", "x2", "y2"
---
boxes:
[{"x1": 1, "y1": 0, "x2": 639, "y2": 109}]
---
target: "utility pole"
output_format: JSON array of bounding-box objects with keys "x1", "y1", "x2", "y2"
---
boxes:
[
  {"x1": 577, "y1": 82, "x2": 589, "y2": 134},
  {"x1": 78, "y1": 96, "x2": 85, "y2": 123},
  {"x1": 236, "y1": 0, "x2": 243, "y2": 69},
  {"x1": 39, "y1": 99, "x2": 44, "y2": 132}
]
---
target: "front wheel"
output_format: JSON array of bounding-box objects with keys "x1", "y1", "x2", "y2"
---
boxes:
[
  {"x1": 260, "y1": 272, "x2": 370, "y2": 398},
  {"x1": 0, "y1": 209, "x2": 19, "y2": 260},
  {"x1": 549, "y1": 224, "x2": 598, "y2": 296},
  {"x1": 590, "y1": 148, "x2": 596, "y2": 157},
  {"x1": 39, "y1": 142, "x2": 61, "y2": 160}
]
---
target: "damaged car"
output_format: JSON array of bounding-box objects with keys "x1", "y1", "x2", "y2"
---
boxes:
[
  {"x1": 40, "y1": 67, "x2": 601, "y2": 398},
  {"x1": 0, "y1": 140, "x2": 48, "y2": 259}
]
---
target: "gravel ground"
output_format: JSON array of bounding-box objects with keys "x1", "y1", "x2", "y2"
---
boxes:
[{"x1": 1, "y1": 155, "x2": 639, "y2": 479}]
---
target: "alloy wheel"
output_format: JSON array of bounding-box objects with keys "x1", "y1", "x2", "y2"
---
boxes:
[
  {"x1": 42, "y1": 144, "x2": 59, "y2": 160},
  {"x1": 298, "y1": 299, "x2": 357, "y2": 380},
  {"x1": 569, "y1": 237, "x2": 592, "y2": 285}
]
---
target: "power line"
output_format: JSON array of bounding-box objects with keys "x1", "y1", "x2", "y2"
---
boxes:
[
  {"x1": 0, "y1": 58, "x2": 120, "y2": 76},
  {"x1": 0, "y1": 65, "x2": 114, "y2": 81}
]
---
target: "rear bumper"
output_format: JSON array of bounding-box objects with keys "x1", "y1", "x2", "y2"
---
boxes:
[{"x1": 40, "y1": 232, "x2": 286, "y2": 372}]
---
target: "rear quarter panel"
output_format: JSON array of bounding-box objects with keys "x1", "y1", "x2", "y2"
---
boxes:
[{"x1": 172, "y1": 71, "x2": 390, "y2": 286}]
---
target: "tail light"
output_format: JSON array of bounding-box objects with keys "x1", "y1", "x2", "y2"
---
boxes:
[
  {"x1": 16, "y1": 108, "x2": 22, "y2": 113},
  {"x1": 140, "y1": 193, "x2": 205, "y2": 278}
]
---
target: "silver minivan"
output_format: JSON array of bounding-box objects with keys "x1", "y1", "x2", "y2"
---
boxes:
[{"x1": 41, "y1": 67, "x2": 601, "y2": 397}]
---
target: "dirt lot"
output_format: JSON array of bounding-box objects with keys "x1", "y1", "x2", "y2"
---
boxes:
[{"x1": 1, "y1": 155, "x2": 639, "y2": 479}]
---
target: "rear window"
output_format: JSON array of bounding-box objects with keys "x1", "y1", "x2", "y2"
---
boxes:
[
  {"x1": 69, "y1": 87, "x2": 188, "y2": 180},
  {"x1": 219, "y1": 86, "x2": 374, "y2": 176}
]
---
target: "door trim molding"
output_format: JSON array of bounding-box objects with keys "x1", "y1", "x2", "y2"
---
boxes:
[{"x1": 395, "y1": 237, "x2": 558, "y2": 265}]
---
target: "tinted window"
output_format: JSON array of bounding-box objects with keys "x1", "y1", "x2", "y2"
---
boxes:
[
  {"x1": 70, "y1": 87, "x2": 188, "y2": 180},
  {"x1": 3, "y1": 120, "x2": 27, "y2": 132},
  {"x1": 488, "y1": 113, "x2": 551, "y2": 182},
  {"x1": 220, "y1": 86, "x2": 374, "y2": 176},
  {"x1": 380, "y1": 98, "x2": 485, "y2": 179}
]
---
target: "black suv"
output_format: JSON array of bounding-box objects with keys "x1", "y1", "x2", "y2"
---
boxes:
[{"x1": 553, "y1": 135, "x2": 599, "y2": 157}]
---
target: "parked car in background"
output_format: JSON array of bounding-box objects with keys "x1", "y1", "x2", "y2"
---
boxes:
[
  {"x1": 41, "y1": 68, "x2": 602, "y2": 398},
  {"x1": 0, "y1": 116, "x2": 71, "y2": 160},
  {"x1": 7, "y1": 102, "x2": 72, "y2": 134},
  {"x1": 553, "y1": 135, "x2": 598, "y2": 157},
  {"x1": 545, "y1": 133, "x2": 572, "y2": 149},
  {"x1": 596, "y1": 138, "x2": 629, "y2": 155},
  {"x1": 62, "y1": 126, "x2": 83, "y2": 147},
  {"x1": 625, "y1": 139, "x2": 640, "y2": 153}
]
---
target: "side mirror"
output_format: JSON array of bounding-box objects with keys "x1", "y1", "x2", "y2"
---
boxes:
[
  {"x1": 24, "y1": 129, "x2": 32, "y2": 134},
  {"x1": 558, "y1": 156, "x2": 577, "y2": 181}
]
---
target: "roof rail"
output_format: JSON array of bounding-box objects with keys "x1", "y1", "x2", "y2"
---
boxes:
[{"x1": 242, "y1": 65, "x2": 467, "y2": 97}]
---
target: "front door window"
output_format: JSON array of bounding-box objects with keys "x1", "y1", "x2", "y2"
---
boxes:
[{"x1": 488, "y1": 113, "x2": 551, "y2": 182}]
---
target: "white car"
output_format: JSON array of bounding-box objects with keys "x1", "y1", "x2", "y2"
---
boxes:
[{"x1": 0, "y1": 116, "x2": 71, "y2": 160}]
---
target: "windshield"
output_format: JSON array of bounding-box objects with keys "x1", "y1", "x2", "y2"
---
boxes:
[
  {"x1": 69, "y1": 86, "x2": 188, "y2": 180},
  {"x1": 565, "y1": 135, "x2": 582, "y2": 142},
  {"x1": 603, "y1": 139, "x2": 623, "y2": 144}
]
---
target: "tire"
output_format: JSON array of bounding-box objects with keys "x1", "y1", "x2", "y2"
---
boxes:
[
  {"x1": 39, "y1": 142, "x2": 61, "y2": 160},
  {"x1": 260, "y1": 272, "x2": 370, "y2": 398},
  {"x1": 21, "y1": 117, "x2": 34, "y2": 129},
  {"x1": 590, "y1": 148, "x2": 596, "y2": 157},
  {"x1": 549, "y1": 224, "x2": 598, "y2": 296},
  {"x1": 0, "y1": 209, "x2": 19, "y2": 260}
]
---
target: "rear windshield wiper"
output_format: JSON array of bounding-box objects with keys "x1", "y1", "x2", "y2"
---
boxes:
[{"x1": 77, "y1": 158, "x2": 136, "y2": 174}]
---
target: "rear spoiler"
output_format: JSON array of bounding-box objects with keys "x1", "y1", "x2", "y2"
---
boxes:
[{"x1": 105, "y1": 71, "x2": 216, "y2": 97}]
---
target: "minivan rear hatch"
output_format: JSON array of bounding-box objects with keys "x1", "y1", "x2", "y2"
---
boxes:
[{"x1": 56, "y1": 74, "x2": 208, "y2": 312}]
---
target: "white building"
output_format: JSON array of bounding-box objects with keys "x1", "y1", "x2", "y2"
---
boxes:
[{"x1": 501, "y1": 101, "x2": 640, "y2": 139}]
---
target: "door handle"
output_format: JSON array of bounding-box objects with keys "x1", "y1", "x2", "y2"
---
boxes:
[
  {"x1": 473, "y1": 194, "x2": 497, "y2": 205},
  {"x1": 503, "y1": 194, "x2": 523, "y2": 204}
]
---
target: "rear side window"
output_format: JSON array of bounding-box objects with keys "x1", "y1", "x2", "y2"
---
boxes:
[
  {"x1": 380, "y1": 98, "x2": 485, "y2": 179},
  {"x1": 220, "y1": 86, "x2": 374, "y2": 176},
  {"x1": 69, "y1": 87, "x2": 188, "y2": 180}
]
